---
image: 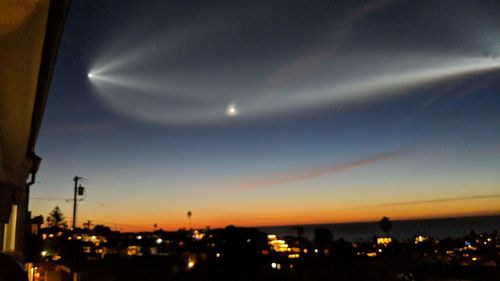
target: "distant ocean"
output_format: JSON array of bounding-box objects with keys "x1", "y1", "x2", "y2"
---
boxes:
[{"x1": 258, "y1": 215, "x2": 500, "y2": 242}]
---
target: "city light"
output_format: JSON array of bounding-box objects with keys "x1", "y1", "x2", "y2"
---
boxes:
[
  {"x1": 192, "y1": 230, "x2": 205, "y2": 240},
  {"x1": 415, "y1": 235, "x2": 428, "y2": 244},
  {"x1": 127, "y1": 246, "x2": 142, "y2": 256},
  {"x1": 269, "y1": 239, "x2": 289, "y2": 252},
  {"x1": 377, "y1": 237, "x2": 392, "y2": 245}
]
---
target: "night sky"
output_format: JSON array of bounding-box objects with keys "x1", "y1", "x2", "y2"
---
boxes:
[{"x1": 30, "y1": 0, "x2": 500, "y2": 231}]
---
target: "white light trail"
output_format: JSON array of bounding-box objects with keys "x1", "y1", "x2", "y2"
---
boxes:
[{"x1": 87, "y1": 54, "x2": 500, "y2": 125}]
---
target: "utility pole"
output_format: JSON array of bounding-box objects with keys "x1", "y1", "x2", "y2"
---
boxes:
[
  {"x1": 72, "y1": 176, "x2": 81, "y2": 230},
  {"x1": 71, "y1": 176, "x2": 85, "y2": 281}
]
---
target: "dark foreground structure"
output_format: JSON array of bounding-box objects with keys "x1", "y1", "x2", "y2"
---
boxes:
[
  {"x1": 0, "y1": 1, "x2": 69, "y2": 280},
  {"x1": 0, "y1": 0, "x2": 69, "y2": 281},
  {"x1": 77, "y1": 256, "x2": 500, "y2": 281},
  {"x1": 30, "y1": 225, "x2": 499, "y2": 281}
]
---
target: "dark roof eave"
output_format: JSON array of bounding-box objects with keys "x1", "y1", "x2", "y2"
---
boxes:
[{"x1": 27, "y1": 0, "x2": 71, "y2": 172}]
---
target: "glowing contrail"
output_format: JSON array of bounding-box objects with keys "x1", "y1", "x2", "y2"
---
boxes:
[
  {"x1": 87, "y1": 55, "x2": 500, "y2": 124},
  {"x1": 247, "y1": 57, "x2": 500, "y2": 116},
  {"x1": 83, "y1": 0, "x2": 500, "y2": 125}
]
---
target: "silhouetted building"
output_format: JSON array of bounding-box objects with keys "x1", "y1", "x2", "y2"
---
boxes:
[{"x1": 0, "y1": 0, "x2": 69, "y2": 264}]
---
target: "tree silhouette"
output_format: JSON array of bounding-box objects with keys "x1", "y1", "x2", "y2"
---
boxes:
[
  {"x1": 187, "y1": 211, "x2": 192, "y2": 229},
  {"x1": 93, "y1": 225, "x2": 112, "y2": 236},
  {"x1": 379, "y1": 216, "x2": 392, "y2": 236},
  {"x1": 314, "y1": 227, "x2": 333, "y2": 249},
  {"x1": 46, "y1": 206, "x2": 67, "y2": 228},
  {"x1": 294, "y1": 226, "x2": 304, "y2": 239}
]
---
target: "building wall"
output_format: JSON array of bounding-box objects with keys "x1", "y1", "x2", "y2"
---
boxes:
[{"x1": 0, "y1": 0, "x2": 51, "y2": 261}]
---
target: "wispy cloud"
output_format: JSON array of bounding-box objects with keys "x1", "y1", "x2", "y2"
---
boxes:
[
  {"x1": 42, "y1": 121, "x2": 116, "y2": 135},
  {"x1": 266, "y1": 0, "x2": 393, "y2": 88},
  {"x1": 234, "y1": 150, "x2": 401, "y2": 191},
  {"x1": 377, "y1": 194, "x2": 500, "y2": 208}
]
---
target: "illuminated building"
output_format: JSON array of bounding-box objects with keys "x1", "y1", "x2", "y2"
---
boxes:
[
  {"x1": 267, "y1": 234, "x2": 290, "y2": 253},
  {"x1": 376, "y1": 237, "x2": 392, "y2": 245},
  {"x1": 414, "y1": 235, "x2": 428, "y2": 244}
]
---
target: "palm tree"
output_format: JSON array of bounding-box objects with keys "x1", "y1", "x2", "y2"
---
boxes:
[
  {"x1": 379, "y1": 216, "x2": 392, "y2": 236},
  {"x1": 187, "y1": 211, "x2": 192, "y2": 230}
]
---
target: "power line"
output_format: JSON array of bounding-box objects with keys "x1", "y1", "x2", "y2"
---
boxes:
[
  {"x1": 30, "y1": 197, "x2": 104, "y2": 206},
  {"x1": 31, "y1": 197, "x2": 68, "y2": 201},
  {"x1": 80, "y1": 218, "x2": 154, "y2": 231}
]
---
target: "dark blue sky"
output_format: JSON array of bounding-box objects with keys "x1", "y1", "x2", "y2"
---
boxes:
[{"x1": 31, "y1": 0, "x2": 500, "y2": 230}]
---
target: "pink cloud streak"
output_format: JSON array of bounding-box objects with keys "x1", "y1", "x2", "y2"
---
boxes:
[{"x1": 234, "y1": 150, "x2": 401, "y2": 191}]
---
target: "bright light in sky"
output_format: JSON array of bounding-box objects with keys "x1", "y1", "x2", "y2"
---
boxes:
[
  {"x1": 226, "y1": 103, "x2": 238, "y2": 117},
  {"x1": 87, "y1": 72, "x2": 94, "y2": 79}
]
